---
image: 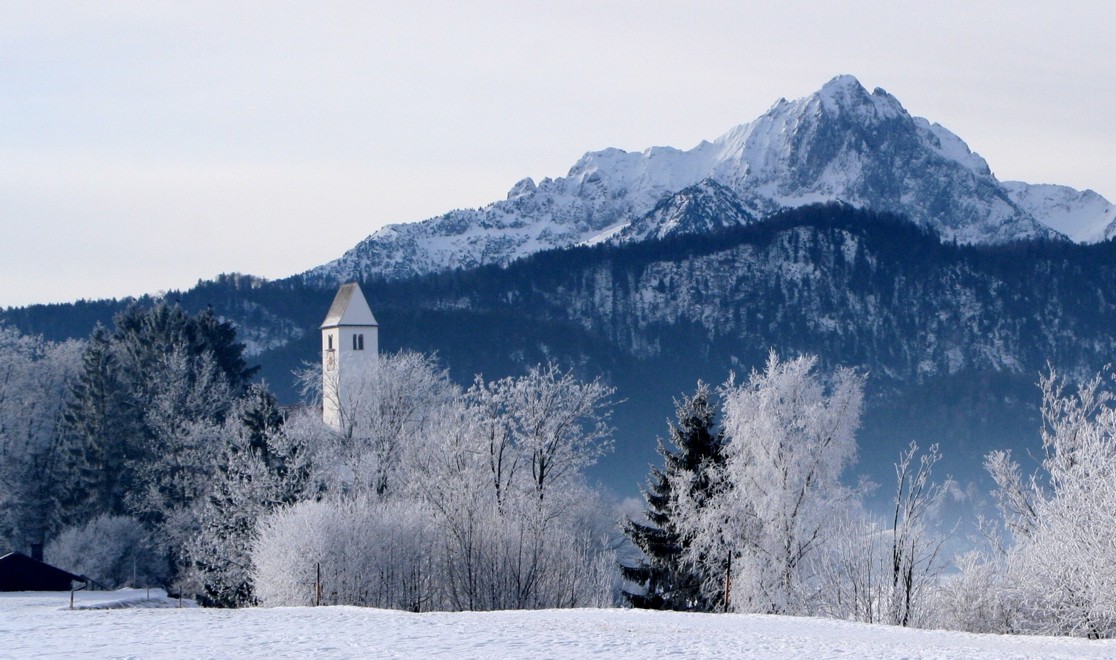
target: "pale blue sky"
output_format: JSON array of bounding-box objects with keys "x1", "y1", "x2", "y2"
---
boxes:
[{"x1": 3, "y1": 1, "x2": 1114, "y2": 308}]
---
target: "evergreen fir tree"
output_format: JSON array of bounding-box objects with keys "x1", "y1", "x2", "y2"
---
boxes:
[
  {"x1": 55, "y1": 303, "x2": 259, "y2": 557},
  {"x1": 621, "y1": 381, "x2": 726, "y2": 611},
  {"x1": 55, "y1": 324, "x2": 140, "y2": 527}
]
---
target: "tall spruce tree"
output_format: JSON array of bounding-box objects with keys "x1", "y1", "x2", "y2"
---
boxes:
[
  {"x1": 55, "y1": 324, "x2": 139, "y2": 527},
  {"x1": 621, "y1": 381, "x2": 725, "y2": 610},
  {"x1": 56, "y1": 302, "x2": 256, "y2": 533}
]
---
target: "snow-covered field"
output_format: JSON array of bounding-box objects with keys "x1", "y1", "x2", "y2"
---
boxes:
[{"x1": 4, "y1": 590, "x2": 1116, "y2": 658}]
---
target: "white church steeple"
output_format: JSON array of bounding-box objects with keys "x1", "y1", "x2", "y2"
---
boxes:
[{"x1": 321, "y1": 282, "x2": 378, "y2": 430}]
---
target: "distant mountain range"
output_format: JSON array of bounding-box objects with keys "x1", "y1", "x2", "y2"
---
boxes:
[
  {"x1": 5, "y1": 75, "x2": 1116, "y2": 500},
  {"x1": 304, "y1": 74, "x2": 1115, "y2": 286}
]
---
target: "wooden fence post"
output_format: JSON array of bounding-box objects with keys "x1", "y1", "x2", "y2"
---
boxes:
[{"x1": 724, "y1": 555, "x2": 732, "y2": 613}]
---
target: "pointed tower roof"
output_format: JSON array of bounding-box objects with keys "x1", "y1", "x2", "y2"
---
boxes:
[{"x1": 320, "y1": 282, "x2": 378, "y2": 329}]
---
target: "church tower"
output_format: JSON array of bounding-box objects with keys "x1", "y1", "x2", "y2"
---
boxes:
[{"x1": 321, "y1": 282, "x2": 379, "y2": 430}]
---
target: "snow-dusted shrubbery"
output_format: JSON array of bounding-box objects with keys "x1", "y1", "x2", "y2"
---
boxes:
[
  {"x1": 928, "y1": 550, "x2": 1019, "y2": 634},
  {"x1": 253, "y1": 355, "x2": 618, "y2": 611},
  {"x1": 948, "y1": 369, "x2": 1116, "y2": 638},
  {"x1": 254, "y1": 498, "x2": 436, "y2": 609},
  {"x1": 45, "y1": 514, "x2": 167, "y2": 588}
]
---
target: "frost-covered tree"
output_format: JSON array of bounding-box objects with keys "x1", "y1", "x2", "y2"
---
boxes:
[
  {"x1": 621, "y1": 382, "x2": 726, "y2": 611},
  {"x1": 884, "y1": 442, "x2": 952, "y2": 627},
  {"x1": 127, "y1": 348, "x2": 234, "y2": 528},
  {"x1": 302, "y1": 350, "x2": 458, "y2": 499},
  {"x1": 54, "y1": 325, "x2": 138, "y2": 527},
  {"x1": 983, "y1": 368, "x2": 1116, "y2": 637},
  {"x1": 811, "y1": 442, "x2": 952, "y2": 626},
  {"x1": 673, "y1": 352, "x2": 864, "y2": 614},
  {"x1": 0, "y1": 324, "x2": 83, "y2": 551},
  {"x1": 177, "y1": 387, "x2": 312, "y2": 607},
  {"x1": 490, "y1": 363, "x2": 614, "y2": 501},
  {"x1": 258, "y1": 359, "x2": 617, "y2": 612},
  {"x1": 463, "y1": 374, "x2": 519, "y2": 511},
  {"x1": 940, "y1": 368, "x2": 1116, "y2": 637},
  {"x1": 45, "y1": 514, "x2": 167, "y2": 588},
  {"x1": 57, "y1": 303, "x2": 252, "y2": 529},
  {"x1": 416, "y1": 364, "x2": 617, "y2": 610}
]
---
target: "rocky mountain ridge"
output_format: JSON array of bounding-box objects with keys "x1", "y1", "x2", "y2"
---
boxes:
[{"x1": 304, "y1": 75, "x2": 1115, "y2": 285}]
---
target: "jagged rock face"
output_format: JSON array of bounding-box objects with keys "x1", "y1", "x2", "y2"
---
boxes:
[
  {"x1": 304, "y1": 75, "x2": 1113, "y2": 285},
  {"x1": 611, "y1": 179, "x2": 756, "y2": 243},
  {"x1": 705, "y1": 77, "x2": 1041, "y2": 243}
]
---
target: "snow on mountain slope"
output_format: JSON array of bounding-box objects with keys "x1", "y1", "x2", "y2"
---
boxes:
[
  {"x1": 305, "y1": 75, "x2": 1109, "y2": 284},
  {"x1": 1001, "y1": 181, "x2": 1116, "y2": 243},
  {"x1": 611, "y1": 178, "x2": 756, "y2": 243}
]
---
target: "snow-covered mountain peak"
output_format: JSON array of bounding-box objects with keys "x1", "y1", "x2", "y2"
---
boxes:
[
  {"x1": 303, "y1": 76, "x2": 1113, "y2": 285},
  {"x1": 611, "y1": 178, "x2": 756, "y2": 244},
  {"x1": 1001, "y1": 182, "x2": 1116, "y2": 243},
  {"x1": 507, "y1": 177, "x2": 537, "y2": 200},
  {"x1": 812, "y1": 74, "x2": 905, "y2": 122}
]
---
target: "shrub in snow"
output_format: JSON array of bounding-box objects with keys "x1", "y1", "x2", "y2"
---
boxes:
[
  {"x1": 432, "y1": 484, "x2": 617, "y2": 611},
  {"x1": 928, "y1": 550, "x2": 1019, "y2": 634},
  {"x1": 45, "y1": 515, "x2": 167, "y2": 588},
  {"x1": 971, "y1": 368, "x2": 1116, "y2": 638},
  {"x1": 252, "y1": 498, "x2": 436, "y2": 610}
]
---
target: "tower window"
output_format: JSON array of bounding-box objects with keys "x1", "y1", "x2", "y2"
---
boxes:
[
  {"x1": 353, "y1": 334, "x2": 364, "y2": 350},
  {"x1": 328, "y1": 335, "x2": 333, "y2": 350}
]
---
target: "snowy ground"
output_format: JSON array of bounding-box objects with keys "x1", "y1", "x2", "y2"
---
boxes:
[{"x1": 3, "y1": 590, "x2": 1115, "y2": 659}]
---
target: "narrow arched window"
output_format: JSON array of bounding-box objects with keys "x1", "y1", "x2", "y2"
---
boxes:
[
  {"x1": 328, "y1": 335, "x2": 333, "y2": 350},
  {"x1": 358, "y1": 334, "x2": 364, "y2": 350}
]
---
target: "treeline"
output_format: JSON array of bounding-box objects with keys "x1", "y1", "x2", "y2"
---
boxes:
[
  {"x1": 0, "y1": 306, "x2": 618, "y2": 608},
  {"x1": 0, "y1": 303, "x2": 281, "y2": 595},
  {"x1": 622, "y1": 354, "x2": 1116, "y2": 637},
  {"x1": 4, "y1": 303, "x2": 1116, "y2": 638}
]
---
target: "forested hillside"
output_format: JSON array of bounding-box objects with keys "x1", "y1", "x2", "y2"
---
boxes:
[{"x1": 6, "y1": 205, "x2": 1116, "y2": 492}]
